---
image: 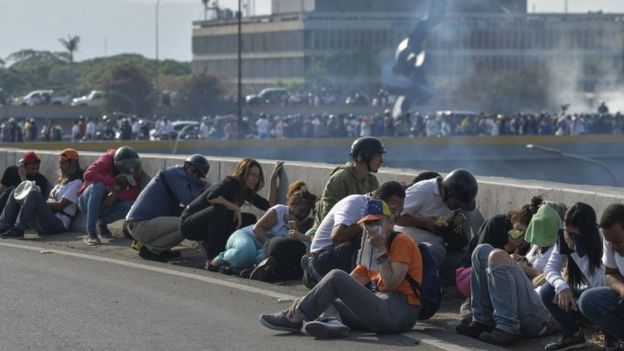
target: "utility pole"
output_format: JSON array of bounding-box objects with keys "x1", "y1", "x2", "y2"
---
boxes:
[
  {"x1": 156, "y1": 0, "x2": 161, "y2": 107},
  {"x1": 237, "y1": 0, "x2": 243, "y2": 127}
]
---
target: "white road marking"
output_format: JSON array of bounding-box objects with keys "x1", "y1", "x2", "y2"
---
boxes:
[{"x1": 0, "y1": 241, "x2": 475, "y2": 351}]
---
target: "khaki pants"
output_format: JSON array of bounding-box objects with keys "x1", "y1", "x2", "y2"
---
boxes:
[{"x1": 129, "y1": 217, "x2": 184, "y2": 254}]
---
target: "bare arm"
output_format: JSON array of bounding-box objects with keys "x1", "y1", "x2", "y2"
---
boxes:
[
  {"x1": 350, "y1": 271, "x2": 370, "y2": 286},
  {"x1": 378, "y1": 260, "x2": 409, "y2": 290},
  {"x1": 330, "y1": 223, "x2": 363, "y2": 244},
  {"x1": 606, "y1": 266, "x2": 624, "y2": 298},
  {"x1": 252, "y1": 209, "x2": 278, "y2": 244},
  {"x1": 267, "y1": 161, "x2": 284, "y2": 206},
  {"x1": 47, "y1": 197, "x2": 72, "y2": 212}
]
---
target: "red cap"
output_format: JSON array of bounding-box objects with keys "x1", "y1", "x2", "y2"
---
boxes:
[{"x1": 19, "y1": 151, "x2": 40, "y2": 165}]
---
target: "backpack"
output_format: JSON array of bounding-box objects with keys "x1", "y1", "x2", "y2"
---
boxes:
[{"x1": 389, "y1": 232, "x2": 442, "y2": 320}]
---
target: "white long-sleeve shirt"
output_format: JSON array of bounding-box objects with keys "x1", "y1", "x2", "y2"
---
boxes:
[{"x1": 544, "y1": 238, "x2": 605, "y2": 294}]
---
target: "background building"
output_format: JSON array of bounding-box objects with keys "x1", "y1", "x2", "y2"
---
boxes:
[{"x1": 192, "y1": 0, "x2": 624, "y2": 106}]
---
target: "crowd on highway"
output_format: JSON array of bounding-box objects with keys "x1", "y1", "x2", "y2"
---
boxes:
[
  {"x1": 0, "y1": 138, "x2": 623, "y2": 349},
  {"x1": 2, "y1": 103, "x2": 624, "y2": 143}
]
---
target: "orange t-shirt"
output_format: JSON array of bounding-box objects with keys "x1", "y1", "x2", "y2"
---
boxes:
[{"x1": 353, "y1": 233, "x2": 423, "y2": 305}]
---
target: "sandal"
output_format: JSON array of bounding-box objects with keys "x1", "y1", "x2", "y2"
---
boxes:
[
  {"x1": 206, "y1": 257, "x2": 222, "y2": 272},
  {"x1": 218, "y1": 261, "x2": 233, "y2": 275}
]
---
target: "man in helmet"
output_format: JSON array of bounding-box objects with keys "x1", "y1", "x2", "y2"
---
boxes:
[
  {"x1": 395, "y1": 169, "x2": 478, "y2": 265},
  {"x1": 77, "y1": 146, "x2": 149, "y2": 246},
  {"x1": 125, "y1": 154, "x2": 209, "y2": 261},
  {"x1": 312, "y1": 137, "x2": 384, "y2": 230}
]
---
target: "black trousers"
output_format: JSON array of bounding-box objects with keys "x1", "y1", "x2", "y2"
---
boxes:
[
  {"x1": 263, "y1": 236, "x2": 307, "y2": 281},
  {"x1": 312, "y1": 233, "x2": 362, "y2": 278},
  {"x1": 180, "y1": 204, "x2": 256, "y2": 259}
]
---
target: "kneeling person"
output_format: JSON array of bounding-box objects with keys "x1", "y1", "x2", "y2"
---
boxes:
[{"x1": 126, "y1": 154, "x2": 209, "y2": 261}]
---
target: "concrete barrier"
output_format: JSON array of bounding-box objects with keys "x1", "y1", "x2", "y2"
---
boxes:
[{"x1": 2, "y1": 147, "x2": 624, "y2": 220}]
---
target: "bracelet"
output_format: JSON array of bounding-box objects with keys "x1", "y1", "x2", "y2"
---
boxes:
[{"x1": 375, "y1": 253, "x2": 389, "y2": 266}]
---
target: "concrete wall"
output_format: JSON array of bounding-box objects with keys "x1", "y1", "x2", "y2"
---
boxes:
[{"x1": 2, "y1": 147, "x2": 624, "y2": 220}]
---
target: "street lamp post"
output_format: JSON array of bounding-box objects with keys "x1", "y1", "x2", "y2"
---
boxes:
[
  {"x1": 237, "y1": 0, "x2": 243, "y2": 128},
  {"x1": 526, "y1": 144, "x2": 619, "y2": 187},
  {"x1": 155, "y1": 0, "x2": 161, "y2": 107}
]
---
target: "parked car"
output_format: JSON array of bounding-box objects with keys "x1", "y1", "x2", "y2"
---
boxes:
[
  {"x1": 150, "y1": 120, "x2": 200, "y2": 140},
  {"x1": 71, "y1": 90, "x2": 104, "y2": 107},
  {"x1": 18, "y1": 90, "x2": 70, "y2": 106},
  {"x1": 246, "y1": 88, "x2": 290, "y2": 105}
]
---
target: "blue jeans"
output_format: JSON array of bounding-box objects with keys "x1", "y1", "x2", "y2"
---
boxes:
[
  {"x1": 78, "y1": 183, "x2": 133, "y2": 233},
  {"x1": 538, "y1": 283, "x2": 585, "y2": 336},
  {"x1": 0, "y1": 189, "x2": 66, "y2": 235},
  {"x1": 217, "y1": 230, "x2": 263, "y2": 273},
  {"x1": 578, "y1": 287, "x2": 624, "y2": 341},
  {"x1": 470, "y1": 244, "x2": 554, "y2": 336}
]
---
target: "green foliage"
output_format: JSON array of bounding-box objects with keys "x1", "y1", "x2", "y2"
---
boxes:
[
  {"x1": 0, "y1": 50, "x2": 192, "y2": 100},
  {"x1": 173, "y1": 74, "x2": 232, "y2": 118},
  {"x1": 451, "y1": 65, "x2": 553, "y2": 113},
  {"x1": 58, "y1": 35, "x2": 80, "y2": 64},
  {"x1": 102, "y1": 64, "x2": 155, "y2": 117}
]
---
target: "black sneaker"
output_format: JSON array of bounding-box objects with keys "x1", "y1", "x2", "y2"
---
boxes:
[
  {"x1": 97, "y1": 222, "x2": 113, "y2": 239},
  {"x1": 456, "y1": 321, "x2": 493, "y2": 339},
  {"x1": 0, "y1": 228, "x2": 24, "y2": 239},
  {"x1": 139, "y1": 246, "x2": 168, "y2": 262},
  {"x1": 159, "y1": 250, "x2": 181, "y2": 260},
  {"x1": 478, "y1": 328, "x2": 521, "y2": 347},
  {"x1": 250, "y1": 256, "x2": 277, "y2": 281},
  {"x1": 304, "y1": 319, "x2": 350, "y2": 339},
  {"x1": 259, "y1": 310, "x2": 302, "y2": 333},
  {"x1": 544, "y1": 331, "x2": 586, "y2": 351}
]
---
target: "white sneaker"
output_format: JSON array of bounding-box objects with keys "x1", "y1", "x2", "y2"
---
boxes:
[
  {"x1": 304, "y1": 319, "x2": 349, "y2": 339},
  {"x1": 85, "y1": 234, "x2": 101, "y2": 246}
]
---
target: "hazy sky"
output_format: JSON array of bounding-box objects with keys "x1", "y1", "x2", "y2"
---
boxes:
[{"x1": 0, "y1": 0, "x2": 622, "y2": 63}]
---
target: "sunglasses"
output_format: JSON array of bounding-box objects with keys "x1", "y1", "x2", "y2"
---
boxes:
[{"x1": 507, "y1": 229, "x2": 525, "y2": 240}]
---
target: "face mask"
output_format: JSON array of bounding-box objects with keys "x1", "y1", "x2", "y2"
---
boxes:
[
  {"x1": 365, "y1": 223, "x2": 382, "y2": 236},
  {"x1": 508, "y1": 229, "x2": 525, "y2": 240}
]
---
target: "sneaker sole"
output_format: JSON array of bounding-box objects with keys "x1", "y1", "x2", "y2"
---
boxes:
[
  {"x1": 259, "y1": 317, "x2": 301, "y2": 333},
  {"x1": 304, "y1": 322, "x2": 349, "y2": 339}
]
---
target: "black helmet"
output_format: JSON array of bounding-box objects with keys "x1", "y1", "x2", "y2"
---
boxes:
[
  {"x1": 350, "y1": 137, "x2": 386, "y2": 163},
  {"x1": 184, "y1": 154, "x2": 210, "y2": 178},
  {"x1": 114, "y1": 146, "x2": 141, "y2": 174},
  {"x1": 441, "y1": 169, "x2": 478, "y2": 211}
]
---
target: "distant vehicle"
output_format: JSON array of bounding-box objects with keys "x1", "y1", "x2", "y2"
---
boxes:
[
  {"x1": 150, "y1": 120, "x2": 200, "y2": 140},
  {"x1": 18, "y1": 90, "x2": 70, "y2": 106},
  {"x1": 246, "y1": 88, "x2": 290, "y2": 105},
  {"x1": 71, "y1": 90, "x2": 104, "y2": 107},
  {"x1": 436, "y1": 110, "x2": 480, "y2": 118}
]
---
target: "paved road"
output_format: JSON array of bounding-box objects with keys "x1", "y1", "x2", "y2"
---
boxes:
[
  {"x1": 0, "y1": 243, "x2": 448, "y2": 351},
  {"x1": 0, "y1": 236, "x2": 603, "y2": 351}
]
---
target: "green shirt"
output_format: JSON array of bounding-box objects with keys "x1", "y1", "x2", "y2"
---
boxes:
[{"x1": 313, "y1": 162, "x2": 379, "y2": 228}]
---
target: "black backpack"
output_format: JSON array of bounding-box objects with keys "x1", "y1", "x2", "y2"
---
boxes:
[{"x1": 388, "y1": 232, "x2": 442, "y2": 320}]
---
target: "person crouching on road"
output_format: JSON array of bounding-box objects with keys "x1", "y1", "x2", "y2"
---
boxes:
[
  {"x1": 0, "y1": 149, "x2": 83, "y2": 238},
  {"x1": 179, "y1": 159, "x2": 281, "y2": 261},
  {"x1": 209, "y1": 187, "x2": 316, "y2": 277},
  {"x1": 259, "y1": 199, "x2": 423, "y2": 339},
  {"x1": 125, "y1": 154, "x2": 209, "y2": 262},
  {"x1": 77, "y1": 146, "x2": 149, "y2": 246}
]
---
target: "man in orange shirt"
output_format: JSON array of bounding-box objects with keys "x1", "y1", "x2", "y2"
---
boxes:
[{"x1": 260, "y1": 199, "x2": 423, "y2": 338}]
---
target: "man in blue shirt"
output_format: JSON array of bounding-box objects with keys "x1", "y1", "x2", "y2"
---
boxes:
[{"x1": 126, "y1": 154, "x2": 209, "y2": 262}]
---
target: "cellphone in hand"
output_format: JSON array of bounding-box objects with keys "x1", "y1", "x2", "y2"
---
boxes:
[{"x1": 288, "y1": 220, "x2": 297, "y2": 231}]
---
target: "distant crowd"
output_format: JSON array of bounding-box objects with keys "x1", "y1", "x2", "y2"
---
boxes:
[{"x1": 0, "y1": 137, "x2": 623, "y2": 348}]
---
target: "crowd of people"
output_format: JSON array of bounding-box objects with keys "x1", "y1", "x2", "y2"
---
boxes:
[{"x1": 0, "y1": 138, "x2": 622, "y2": 349}]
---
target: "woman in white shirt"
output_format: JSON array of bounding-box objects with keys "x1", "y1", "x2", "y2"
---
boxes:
[
  {"x1": 0, "y1": 149, "x2": 84, "y2": 238},
  {"x1": 539, "y1": 202, "x2": 605, "y2": 351}
]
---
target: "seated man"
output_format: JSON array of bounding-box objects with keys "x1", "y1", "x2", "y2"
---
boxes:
[
  {"x1": 126, "y1": 154, "x2": 209, "y2": 262},
  {"x1": 395, "y1": 169, "x2": 478, "y2": 265},
  {"x1": 0, "y1": 151, "x2": 50, "y2": 214},
  {"x1": 579, "y1": 203, "x2": 624, "y2": 350},
  {"x1": 260, "y1": 199, "x2": 423, "y2": 339},
  {"x1": 302, "y1": 181, "x2": 405, "y2": 288},
  {"x1": 77, "y1": 146, "x2": 149, "y2": 246}
]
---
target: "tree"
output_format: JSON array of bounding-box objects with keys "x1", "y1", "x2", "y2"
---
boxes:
[
  {"x1": 174, "y1": 74, "x2": 231, "y2": 118},
  {"x1": 58, "y1": 35, "x2": 80, "y2": 65},
  {"x1": 103, "y1": 64, "x2": 155, "y2": 117}
]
